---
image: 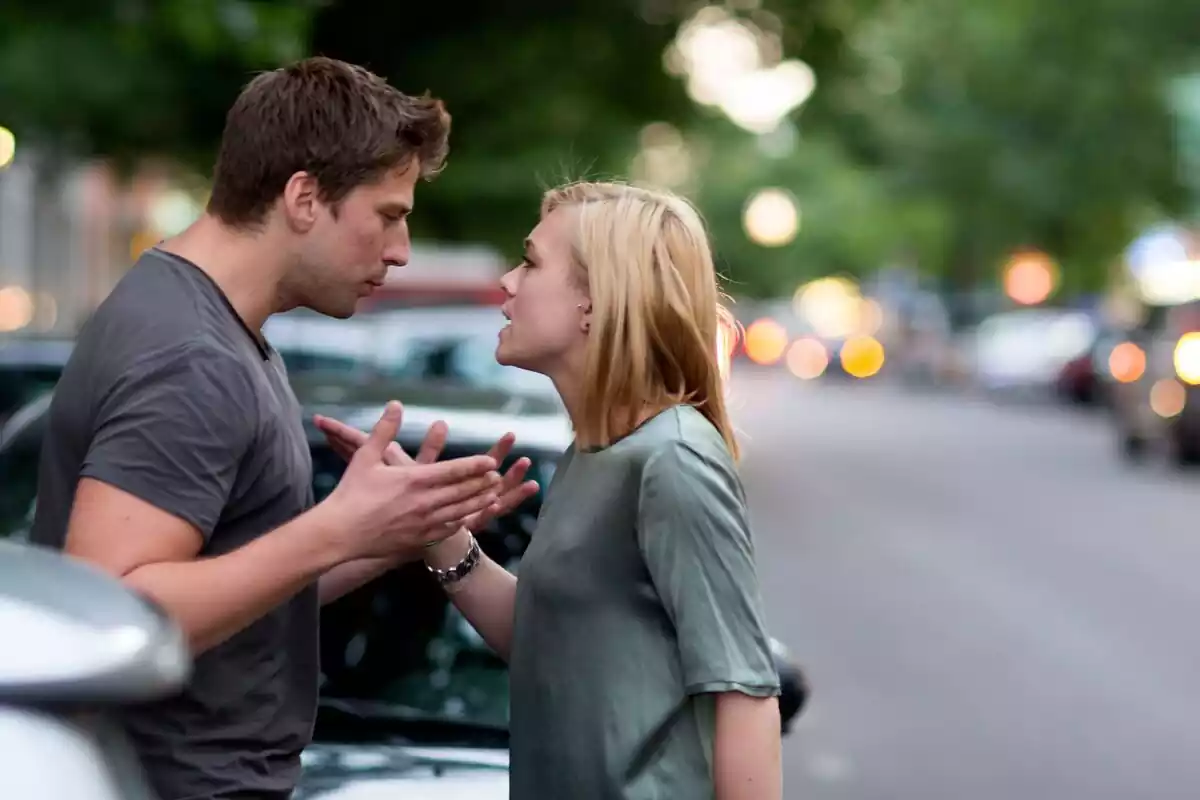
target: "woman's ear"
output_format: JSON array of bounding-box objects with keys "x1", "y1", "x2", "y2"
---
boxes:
[{"x1": 578, "y1": 301, "x2": 592, "y2": 333}]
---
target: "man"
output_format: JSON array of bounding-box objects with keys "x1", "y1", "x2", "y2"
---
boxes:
[{"x1": 30, "y1": 57, "x2": 536, "y2": 800}]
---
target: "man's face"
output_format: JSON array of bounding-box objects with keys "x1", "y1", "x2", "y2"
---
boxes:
[{"x1": 292, "y1": 159, "x2": 419, "y2": 318}]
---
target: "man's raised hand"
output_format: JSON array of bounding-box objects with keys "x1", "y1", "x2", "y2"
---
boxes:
[
  {"x1": 321, "y1": 402, "x2": 502, "y2": 560},
  {"x1": 314, "y1": 411, "x2": 539, "y2": 532}
]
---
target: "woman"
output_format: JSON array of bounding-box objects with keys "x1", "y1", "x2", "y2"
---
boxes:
[{"x1": 318, "y1": 180, "x2": 783, "y2": 799}]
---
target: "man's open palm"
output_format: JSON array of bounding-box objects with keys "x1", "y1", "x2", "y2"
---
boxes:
[{"x1": 314, "y1": 413, "x2": 540, "y2": 532}]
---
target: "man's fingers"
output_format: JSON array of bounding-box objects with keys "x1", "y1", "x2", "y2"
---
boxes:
[
  {"x1": 383, "y1": 441, "x2": 410, "y2": 467},
  {"x1": 421, "y1": 487, "x2": 501, "y2": 529},
  {"x1": 410, "y1": 454, "x2": 498, "y2": 487},
  {"x1": 417, "y1": 472, "x2": 501, "y2": 513},
  {"x1": 360, "y1": 402, "x2": 404, "y2": 460},
  {"x1": 420, "y1": 521, "x2": 466, "y2": 548},
  {"x1": 416, "y1": 421, "x2": 449, "y2": 465}
]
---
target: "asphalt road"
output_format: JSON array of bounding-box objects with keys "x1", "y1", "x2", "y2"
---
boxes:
[{"x1": 731, "y1": 371, "x2": 1200, "y2": 800}]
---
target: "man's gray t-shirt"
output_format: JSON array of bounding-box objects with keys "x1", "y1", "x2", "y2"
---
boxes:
[
  {"x1": 508, "y1": 404, "x2": 780, "y2": 800},
  {"x1": 31, "y1": 247, "x2": 318, "y2": 800}
]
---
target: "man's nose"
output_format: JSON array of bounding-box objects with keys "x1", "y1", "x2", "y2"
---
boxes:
[{"x1": 383, "y1": 243, "x2": 410, "y2": 268}]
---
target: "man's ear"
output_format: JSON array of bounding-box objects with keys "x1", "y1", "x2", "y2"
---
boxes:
[{"x1": 281, "y1": 171, "x2": 319, "y2": 233}]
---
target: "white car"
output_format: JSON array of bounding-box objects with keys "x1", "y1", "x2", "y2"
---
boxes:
[{"x1": 0, "y1": 538, "x2": 191, "y2": 800}]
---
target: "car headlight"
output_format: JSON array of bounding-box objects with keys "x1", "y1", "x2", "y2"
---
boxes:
[{"x1": 1174, "y1": 332, "x2": 1200, "y2": 385}]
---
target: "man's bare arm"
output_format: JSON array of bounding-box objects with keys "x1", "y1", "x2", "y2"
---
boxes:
[
  {"x1": 318, "y1": 554, "x2": 407, "y2": 605},
  {"x1": 68, "y1": 478, "x2": 348, "y2": 655},
  {"x1": 67, "y1": 405, "x2": 502, "y2": 655}
]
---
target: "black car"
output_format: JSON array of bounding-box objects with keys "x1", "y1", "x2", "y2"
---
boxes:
[
  {"x1": 0, "y1": 381, "x2": 807, "y2": 798},
  {"x1": 0, "y1": 336, "x2": 73, "y2": 427}
]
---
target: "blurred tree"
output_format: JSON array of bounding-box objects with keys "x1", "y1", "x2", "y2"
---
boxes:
[
  {"x1": 311, "y1": 0, "x2": 878, "y2": 288},
  {"x1": 309, "y1": 0, "x2": 695, "y2": 253},
  {"x1": 0, "y1": 0, "x2": 316, "y2": 171},
  {"x1": 802, "y1": 0, "x2": 1200, "y2": 294},
  {"x1": 7, "y1": 0, "x2": 1194, "y2": 302}
]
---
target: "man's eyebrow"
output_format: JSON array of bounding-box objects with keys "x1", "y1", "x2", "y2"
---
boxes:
[{"x1": 380, "y1": 201, "x2": 412, "y2": 214}]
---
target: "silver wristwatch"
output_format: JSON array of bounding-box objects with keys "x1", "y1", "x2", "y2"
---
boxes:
[{"x1": 426, "y1": 533, "x2": 482, "y2": 588}]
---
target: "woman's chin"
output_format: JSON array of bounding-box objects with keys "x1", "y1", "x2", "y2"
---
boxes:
[{"x1": 495, "y1": 341, "x2": 517, "y2": 368}]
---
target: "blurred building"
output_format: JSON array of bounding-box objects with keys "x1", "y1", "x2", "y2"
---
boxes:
[{"x1": 0, "y1": 142, "x2": 207, "y2": 338}]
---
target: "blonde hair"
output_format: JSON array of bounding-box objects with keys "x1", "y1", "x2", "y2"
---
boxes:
[{"x1": 541, "y1": 180, "x2": 740, "y2": 460}]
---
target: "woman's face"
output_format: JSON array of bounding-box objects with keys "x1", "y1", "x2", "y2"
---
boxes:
[{"x1": 496, "y1": 206, "x2": 591, "y2": 377}]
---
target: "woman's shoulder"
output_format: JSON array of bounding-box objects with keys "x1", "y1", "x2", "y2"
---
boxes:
[{"x1": 635, "y1": 406, "x2": 737, "y2": 479}]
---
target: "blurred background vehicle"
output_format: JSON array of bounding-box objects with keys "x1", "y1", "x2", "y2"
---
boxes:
[
  {"x1": 965, "y1": 308, "x2": 1099, "y2": 402},
  {"x1": 1105, "y1": 299, "x2": 1200, "y2": 466},
  {"x1": 0, "y1": 538, "x2": 191, "y2": 800},
  {"x1": 0, "y1": 336, "x2": 71, "y2": 427}
]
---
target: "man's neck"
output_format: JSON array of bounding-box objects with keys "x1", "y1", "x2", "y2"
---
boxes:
[{"x1": 157, "y1": 215, "x2": 290, "y2": 333}]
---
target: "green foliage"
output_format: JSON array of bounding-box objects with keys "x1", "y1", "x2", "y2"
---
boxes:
[
  {"x1": 2, "y1": 0, "x2": 1198, "y2": 298},
  {"x1": 0, "y1": 1, "x2": 315, "y2": 169}
]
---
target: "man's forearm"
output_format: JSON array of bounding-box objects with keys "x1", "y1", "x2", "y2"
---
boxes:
[
  {"x1": 713, "y1": 693, "x2": 783, "y2": 800},
  {"x1": 425, "y1": 529, "x2": 519, "y2": 661},
  {"x1": 123, "y1": 505, "x2": 345, "y2": 655},
  {"x1": 318, "y1": 553, "x2": 408, "y2": 605}
]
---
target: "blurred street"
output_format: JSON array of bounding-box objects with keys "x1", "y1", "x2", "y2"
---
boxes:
[{"x1": 734, "y1": 372, "x2": 1200, "y2": 800}]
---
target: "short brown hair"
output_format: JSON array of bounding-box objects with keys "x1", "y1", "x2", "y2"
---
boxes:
[{"x1": 206, "y1": 56, "x2": 450, "y2": 228}]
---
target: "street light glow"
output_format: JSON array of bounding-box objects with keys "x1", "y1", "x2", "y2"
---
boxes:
[
  {"x1": 1002, "y1": 250, "x2": 1058, "y2": 305},
  {"x1": 666, "y1": 5, "x2": 816, "y2": 134},
  {"x1": 0, "y1": 126, "x2": 15, "y2": 170},
  {"x1": 743, "y1": 188, "x2": 799, "y2": 247}
]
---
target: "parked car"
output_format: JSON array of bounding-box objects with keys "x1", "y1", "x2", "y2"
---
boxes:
[
  {"x1": 0, "y1": 336, "x2": 73, "y2": 427},
  {"x1": 0, "y1": 537, "x2": 192, "y2": 800},
  {"x1": 967, "y1": 308, "x2": 1098, "y2": 400},
  {"x1": 263, "y1": 304, "x2": 559, "y2": 404},
  {"x1": 0, "y1": 375, "x2": 808, "y2": 798},
  {"x1": 1105, "y1": 299, "x2": 1200, "y2": 467}
]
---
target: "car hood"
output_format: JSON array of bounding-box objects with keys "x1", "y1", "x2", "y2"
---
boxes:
[{"x1": 296, "y1": 742, "x2": 508, "y2": 799}]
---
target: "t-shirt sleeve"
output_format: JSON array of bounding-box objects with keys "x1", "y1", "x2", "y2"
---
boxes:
[
  {"x1": 636, "y1": 439, "x2": 781, "y2": 697},
  {"x1": 80, "y1": 344, "x2": 257, "y2": 541}
]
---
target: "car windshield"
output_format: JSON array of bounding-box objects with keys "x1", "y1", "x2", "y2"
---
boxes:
[
  {"x1": 263, "y1": 305, "x2": 557, "y2": 402},
  {"x1": 0, "y1": 366, "x2": 65, "y2": 425}
]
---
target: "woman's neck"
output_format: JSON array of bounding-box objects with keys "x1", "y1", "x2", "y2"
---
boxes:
[{"x1": 546, "y1": 359, "x2": 673, "y2": 448}]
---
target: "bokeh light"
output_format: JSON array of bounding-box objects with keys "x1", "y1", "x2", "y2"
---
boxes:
[
  {"x1": 743, "y1": 318, "x2": 788, "y2": 365},
  {"x1": 0, "y1": 126, "x2": 15, "y2": 169},
  {"x1": 1003, "y1": 250, "x2": 1059, "y2": 305},
  {"x1": 1108, "y1": 341, "x2": 1146, "y2": 384},
  {"x1": 743, "y1": 188, "x2": 799, "y2": 247},
  {"x1": 840, "y1": 336, "x2": 886, "y2": 378},
  {"x1": 786, "y1": 337, "x2": 828, "y2": 380},
  {"x1": 1174, "y1": 332, "x2": 1200, "y2": 385},
  {"x1": 0, "y1": 286, "x2": 34, "y2": 332},
  {"x1": 666, "y1": 5, "x2": 815, "y2": 134},
  {"x1": 795, "y1": 276, "x2": 862, "y2": 339},
  {"x1": 1150, "y1": 379, "x2": 1186, "y2": 418}
]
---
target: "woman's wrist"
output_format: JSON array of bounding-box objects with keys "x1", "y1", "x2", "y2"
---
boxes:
[{"x1": 423, "y1": 527, "x2": 474, "y2": 570}]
